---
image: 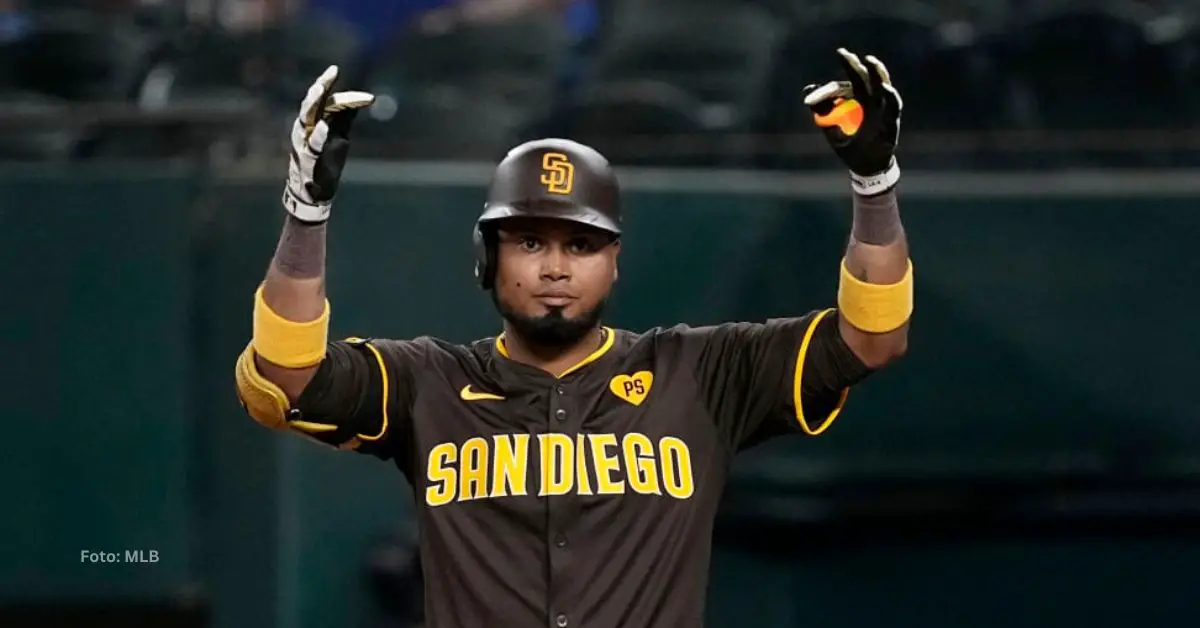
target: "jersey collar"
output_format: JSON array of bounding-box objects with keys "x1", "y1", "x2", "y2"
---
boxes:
[{"x1": 495, "y1": 326, "x2": 616, "y2": 379}]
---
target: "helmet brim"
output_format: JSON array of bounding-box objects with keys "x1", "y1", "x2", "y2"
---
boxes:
[{"x1": 478, "y1": 202, "x2": 621, "y2": 235}]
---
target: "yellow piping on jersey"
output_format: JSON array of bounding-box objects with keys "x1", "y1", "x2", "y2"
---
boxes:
[
  {"x1": 495, "y1": 327, "x2": 615, "y2": 379},
  {"x1": 288, "y1": 420, "x2": 338, "y2": 433},
  {"x1": 792, "y1": 309, "x2": 849, "y2": 436},
  {"x1": 356, "y1": 340, "x2": 390, "y2": 441}
]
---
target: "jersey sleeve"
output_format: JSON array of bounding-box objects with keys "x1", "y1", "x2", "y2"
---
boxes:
[
  {"x1": 684, "y1": 308, "x2": 873, "y2": 451},
  {"x1": 285, "y1": 337, "x2": 426, "y2": 460}
]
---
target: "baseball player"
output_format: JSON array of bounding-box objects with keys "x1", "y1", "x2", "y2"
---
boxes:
[{"x1": 236, "y1": 48, "x2": 912, "y2": 628}]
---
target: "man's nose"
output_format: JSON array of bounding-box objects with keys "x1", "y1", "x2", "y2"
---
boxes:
[{"x1": 540, "y1": 247, "x2": 570, "y2": 281}]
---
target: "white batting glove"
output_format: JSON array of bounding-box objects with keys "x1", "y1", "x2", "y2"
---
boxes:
[{"x1": 283, "y1": 65, "x2": 375, "y2": 223}]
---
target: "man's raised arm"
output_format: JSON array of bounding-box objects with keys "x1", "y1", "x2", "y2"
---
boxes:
[
  {"x1": 255, "y1": 215, "x2": 330, "y2": 399},
  {"x1": 237, "y1": 66, "x2": 374, "y2": 407},
  {"x1": 804, "y1": 48, "x2": 912, "y2": 368}
]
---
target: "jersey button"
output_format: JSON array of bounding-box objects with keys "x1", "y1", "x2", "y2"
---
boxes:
[
  {"x1": 554, "y1": 534, "x2": 567, "y2": 548},
  {"x1": 555, "y1": 408, "x2": 567, "y2": 422},
  {"x1": 555, "y1": 613, "x2": 568, "y2": 627},
  {"x1": 555, "y1": 386, "x2": 565, "y2": 396}
]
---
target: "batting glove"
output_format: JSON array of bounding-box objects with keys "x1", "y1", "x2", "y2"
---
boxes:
[
  {"x1": 802, "y1": 48, "x2": 903, "y2": 197},
  {"x1": 283, "y1": 65, "x2": 375, "y2": 223}
]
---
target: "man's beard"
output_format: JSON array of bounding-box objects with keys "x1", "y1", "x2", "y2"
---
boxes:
[{"x1": 493, "y1": 291, "x2": 607, "y2": 349}]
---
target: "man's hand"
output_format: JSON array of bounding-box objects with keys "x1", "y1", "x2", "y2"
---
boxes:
[
  {"x1": 802, "y1": 48, "x2": 903, "y2": 197},
  {"x1": 283, "y1": 65, "x2": 375, "y2": 223}
]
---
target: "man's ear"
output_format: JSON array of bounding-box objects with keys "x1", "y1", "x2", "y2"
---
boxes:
[{"x1": 611, "y1": 239, "x2": 621, "y2": 282}]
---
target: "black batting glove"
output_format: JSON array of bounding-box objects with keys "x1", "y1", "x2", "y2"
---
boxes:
[
  {"x1": 283, "y1": 65, "x2": 375, "y2": 223},
  {"x1": 802, "y1": 48, "x2": 903, "y2": 196}
]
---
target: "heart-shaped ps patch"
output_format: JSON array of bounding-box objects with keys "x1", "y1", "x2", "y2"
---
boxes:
[{"x1": 609, "y1": 371, "x2": 653, "y2": 406}]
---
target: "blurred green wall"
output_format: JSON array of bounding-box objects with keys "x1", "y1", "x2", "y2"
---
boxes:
[{"x1": 4, "y1": 166, "x2": 1198, "y2": 628}]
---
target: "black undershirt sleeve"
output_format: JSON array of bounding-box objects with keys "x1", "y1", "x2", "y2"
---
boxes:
[{"x1": 289, "y1": 338, "x2": 422, "y2": 460}]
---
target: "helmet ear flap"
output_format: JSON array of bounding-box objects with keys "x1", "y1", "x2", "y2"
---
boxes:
[{"x1": 473, "y1": 223, "x2": 498, "y2": 290}]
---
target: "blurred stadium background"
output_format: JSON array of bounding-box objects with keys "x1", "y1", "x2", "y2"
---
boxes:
[{"x1": 3, "y1": 0, "x2": 1200, "y2": 627}]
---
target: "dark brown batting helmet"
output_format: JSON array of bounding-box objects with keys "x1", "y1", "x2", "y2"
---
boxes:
[{"x1": 473, "y1": 138, "x2": 622, "y2": 289}]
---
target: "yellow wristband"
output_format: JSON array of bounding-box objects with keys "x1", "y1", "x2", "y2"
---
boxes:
[
  {"x1": 837, "y1": 258, "x2": 913, "y2": 333},
  {"x1": 252, "y1": 284, "x2": 330, "y2": 368}
]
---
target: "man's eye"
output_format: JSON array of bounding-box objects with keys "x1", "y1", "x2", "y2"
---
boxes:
[
  {"x1": 568, "y1": 238, "x2": 598, "y2": 253},
  {"x1": 519, "y1": 237, "x2": 541, "y2": 251}
]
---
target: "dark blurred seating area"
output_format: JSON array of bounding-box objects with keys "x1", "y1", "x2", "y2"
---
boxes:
[{"x1": 2, "y1": 0, "x2": 1200, "y2": 168}]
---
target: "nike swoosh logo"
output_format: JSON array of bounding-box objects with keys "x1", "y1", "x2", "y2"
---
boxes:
[{"x1": 460, "y1": 385, "x2": 505, "y2": 402}]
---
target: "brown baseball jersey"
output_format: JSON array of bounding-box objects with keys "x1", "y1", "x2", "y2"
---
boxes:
[{"x1": 280, "y1": 307, "x2": 871, "y2": 628}]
